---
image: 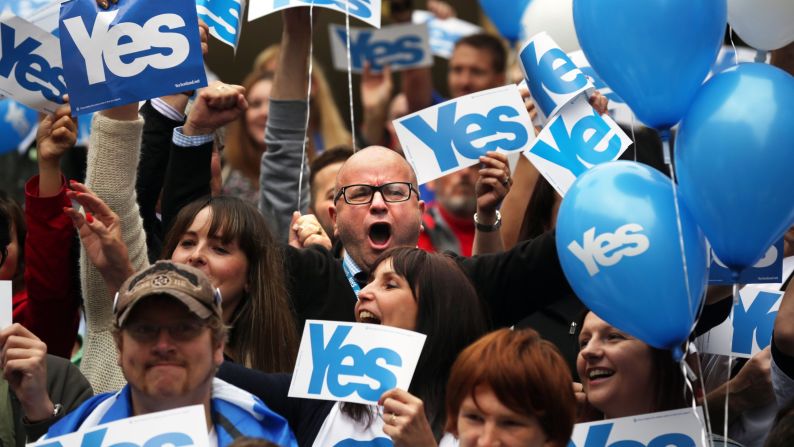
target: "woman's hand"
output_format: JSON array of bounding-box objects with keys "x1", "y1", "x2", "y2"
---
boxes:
[
  {"x1": 379, "y1": 388, "x2": 437, "y2": 447},
  {"x1": 64, "y1": 181, "x2": 135, "y2": 293},
  {"x1": 475, "y1": 151, "x2": 511, "y2": 219}
]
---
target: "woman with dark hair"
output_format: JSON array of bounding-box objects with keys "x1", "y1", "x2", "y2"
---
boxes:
[
  {"x1": 216, "y1": 247, "x2": 490, "y2": 446},
  {"x1": 575, "y1": 311, "x2": 689, "y2": 420},
  {"x1": 443, "y1": 328, "x2": 576, "y2": 447}
]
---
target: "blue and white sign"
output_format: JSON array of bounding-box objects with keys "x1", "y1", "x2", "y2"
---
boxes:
[
  {"x1": 0, "y1": 280, "x2": 10, "y2": 328},
  {"x1": 328, "y1": 23, "x2": 432, "y2": 73},
  {"x1": 247, "y1": 0, "x2": 381, "y2": 29},
  {"x1": 31, "y1": 405, "x2": 210, "y2": 447},
  {"x1": 59, "y1": 0, "x2": 208, "y2": 114},
  {"x1": 710, "y1": 238, "x2": 784, "y2": 284},
  {"x1": 411, "y1": 10, "x2": 481, "y2": 59},
  {"x1": 0, "y1": 16, "x2": 65, "y2": 114},
  {"x1": 569, "y1": 408, "x2": 707, "y2": 447},
  {"x1": 0, "y1": 99, "x2": 38, "y2": 154},
  {"x1": 525, "y1": 95, "x2": 631, "y2": 197},
  {"x1": 698, "y1": 256, "x2": 793, "y2": 358},
  {"x1": 196, "y1": 0, "x2": 245, "y2": 49},
  {"x1": 567, "y1": 50, "x2": 637, "y2": 126},
  {"x1": 395, "y1": 84, "x2": 535, "y2": 185},
  {"x1": 519, "y1": 32, "x2": 593, "y2": 121},
  {"x1": 289, "y1": 320, "x2": 426, "y2": 405}
]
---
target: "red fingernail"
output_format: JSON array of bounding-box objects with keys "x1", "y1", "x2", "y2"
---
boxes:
[{"x1": 86, "y1": 212, "x2": 94, "y2": 223}]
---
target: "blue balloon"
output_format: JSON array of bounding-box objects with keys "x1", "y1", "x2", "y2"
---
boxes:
[
  {"x1": 573, "y1": 0, "x2": 726, "y2": 130},
  {"x1": 0, "y1": 99, "x2": 38, "y2": 155},
  {"x1": 556, "y1": 161, "x2": 708, "y2": 356},
  {"x1": 478, "y1": 0, "x2": 530, "y2": 43},
  {"x1": 676, "y1": 63, "x2": 794, "y2": 273}
]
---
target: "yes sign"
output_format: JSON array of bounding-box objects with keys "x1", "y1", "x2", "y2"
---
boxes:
[
  {"x1": 289, "y1": 320, "x2": 426, "y2": 404},
  {"x1": 525, "y1": 95, "x2": 631, "y2": 197},
  {"x1": 328, "y1": 23, "x2": 432, "y2": 73},
  {"x1": 59, "y1": 0, "x2": 207, "y2": 114},
  {"x1": 0, "y1": 16, "x2": 65, "y2": 113},
  {"x1": 568, "y1": 408, "x2": 706, "y2": 447},
  {"x1": 709, "y1": 238, "x2": 784, "y2": 285},
  {"x1": 519, "y1": 32, "x2": 593, "y2": 120},
  {"x1": 247, "y1": 0, "x2": 381, "y2": 29},
  {"x1": 395, "y1": 85, "x2": 534, "y2": 185},
  {"x1": 33, "y1": 405, "x2": 209, "y2": 447}
]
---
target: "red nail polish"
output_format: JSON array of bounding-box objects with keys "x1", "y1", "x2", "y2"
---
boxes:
[{"x1": 86, "y1": 212, "x2": 94, "y2": 223}]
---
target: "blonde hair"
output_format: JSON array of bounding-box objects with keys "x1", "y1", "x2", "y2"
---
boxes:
[
  {"x1": 224, "y1": 71, "x2": 274, "y2": 187},
  {"x1": 254, "y1": 44, "x2": 352, "y2": 151}
]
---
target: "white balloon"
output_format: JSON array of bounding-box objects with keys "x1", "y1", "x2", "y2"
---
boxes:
[
  {"x1": 519, "y1": 0, "x2": 580, "y2": 53},
  {"x1": 728, "y1": 0, "x2": 794, "y2": 51}
]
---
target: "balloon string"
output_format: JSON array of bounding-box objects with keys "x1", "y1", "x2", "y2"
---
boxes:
[
  {"x1": 692, "y1": 343, "x2": 716, "y2": 447},
  {"x1": 728, "y1": 25, "x2": 739, "y2": 67},
  {"x1": 297, "y1": 3, "x2": 315, "y2": 211},
  {"x1": 664, "y1": 134, "x2": 696, "y2": 331},
  {"x1": 630, "y1": 113, "x2": 637, "y2": 161},
  {"x1": 725, "y1": 284, "x2": 738, "y2": 445},
  {"x1": 344, "y1": 1, "x2": 357, "y2": 150},
  {"x1": 680, "y1": 345, "x2": 711, "y2": 447}
]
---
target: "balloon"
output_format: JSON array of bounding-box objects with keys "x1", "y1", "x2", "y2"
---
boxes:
[
  {"x1": 556, "y1": 161, "x2": 708, "y2": 357},
  {"x1": 520, "y1": 0, "x2": 580, "y2": 53},
  {"x1": 728, "y1": 0, "x2": 794, "y2": 51},
  {"x1": 676, "y1": 63, "x2": 794, "y2": 273},
  {"x1": 478, "y1": 0, "x2": 530, "y2": 43},
  {"x1": 573, "y1": 0, "x2": 726, "y2": 130},
  {"x1": 0, "y1": 99, "x2": 38, "y2": 155}
]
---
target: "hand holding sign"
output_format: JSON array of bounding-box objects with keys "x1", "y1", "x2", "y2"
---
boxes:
[
  {"x1": 379, "y1": 388, "x2": 437, "y2": 447},
  {"x1": 37, "y1": 97, "x2": 77, "y2": 166},
  {"x1": 183, "y1": 81, "x2": 247, "y2": 136},
  {"x1": 475, "y1": 151, "x2": 511, "y2": 219},
  {"x1": 0, "y1": 323, "x2": 53, "y2": 422}
]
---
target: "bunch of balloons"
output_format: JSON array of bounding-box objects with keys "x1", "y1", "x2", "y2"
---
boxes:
[{"x1": 539, "y1": 0, "x2": 794, "y2": 355}]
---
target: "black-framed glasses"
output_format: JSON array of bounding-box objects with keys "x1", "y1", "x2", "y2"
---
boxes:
[
  {"x1": 124, "y1": 321, "x2": 208, "y2": 343},
  {"x1": 334, "y1": 182, "x2": 418, "y2": 205}
]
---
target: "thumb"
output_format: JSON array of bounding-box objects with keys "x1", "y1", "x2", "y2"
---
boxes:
[{"x1": 288, "y1": 211, "x2": 302, "y2": 248}]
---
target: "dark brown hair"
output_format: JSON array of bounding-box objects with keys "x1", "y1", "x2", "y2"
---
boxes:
[
  {"x1": 445, "y1": 328, "x2": 576, "y2": 447},
  {"x1": 308, "y1": 145, "x2": 353, "y2": 209},
  {"x1": 342, "y1": 247, "x2": 489, "y2": 437},
  {"x1": 0, "y1": 191, "x2": 25, "y2": 292},
  {"x1": 161, "y1": 196, "x2": 298, "y2": 373},
  {"x1": 454, "y1": 33, "x2": 508, "y2": 74}
]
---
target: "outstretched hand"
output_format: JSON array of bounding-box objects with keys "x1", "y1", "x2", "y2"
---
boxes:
[{"x1": 64, "y1": 181, "x2": 135, "y2": 293}]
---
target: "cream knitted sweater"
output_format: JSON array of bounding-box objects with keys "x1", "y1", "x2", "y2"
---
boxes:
[{"x1": 79, "y1": 113, "x2": 150, "y2": 393}]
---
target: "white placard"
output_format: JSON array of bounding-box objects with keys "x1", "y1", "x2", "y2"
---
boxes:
[
  {"x1": 524, "y1": 94, "x2": 632, "y2": 197},
  {"x1": 288, "y1": 320, "x2": 426, "y2": 405},
  {"x1": 698, "y1": 257, "x2": 793, "y2": 358},
  {"x1": 411, "y1": 10, "x2": 481, "y2": 59},
  {"x1": 518, "y1": 31, "x2": 593, "y2": 120},
  {"x1": 247, "y1": 0, "x2": 381, "y2": 29},
  {"x1": 29, "y1": 405, "x2": 210, "y2": 447},
  {"x1": 0, "y1": 16, "x2": 65, "y2": 113},
  {"x1": 570, "y1": 408, "x2": 707, "y2": 447},
  {"x1": 0, "y1": 280, "x2": 11, "y2": 329},
  {"x1": 394, "y1": 84, "x2": 535, "y2": 185},
  {"x1": 328, "y1": 23, "x2": 432, "y2": 73}
]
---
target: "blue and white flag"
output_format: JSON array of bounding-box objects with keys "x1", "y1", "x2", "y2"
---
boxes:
[
  {"x1": 59, "y1": 0, "x2": 207, "y2": 114},
  {"x1": 196, "y1": 0, "x2": 245, "y2": 49},
  {"x1": 0, "y1": 99, "x2": 38, "y2": 154},
  {"x1": 248, "y1": 0, "x2": 381, "y2": 29},
  {"x1": 525, "y1": 94, "x2": 632, "y2": 197},
  {"x1": 0, "y1": 15, "x2": 65, "y2": 113},
  {"x1": 328, "y1": 23, "x2": 432, "y2": 73},
  {"x1": 0, "y1": 0, "x2": 54, "y2": 20},
  {"x1": 394, "y1": 84, "x2": 535, "y2": 185}
]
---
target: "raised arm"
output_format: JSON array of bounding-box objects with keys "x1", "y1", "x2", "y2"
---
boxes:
[
  {"x1": 21, "y1": 99, "x2": 81, "y2": 358},
  {"x1": 258, "y1": 8, "x2": 312, "y2": 242}
]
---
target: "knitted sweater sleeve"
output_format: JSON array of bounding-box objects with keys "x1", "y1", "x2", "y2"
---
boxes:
[{"x1": 79, "y1": 113, "x2": 149, "y2": 394}]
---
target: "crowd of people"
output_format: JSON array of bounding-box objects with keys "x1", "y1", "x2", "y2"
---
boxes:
[{"x1": 1, "y1": 1, "x2": 794, "y2": 447}]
